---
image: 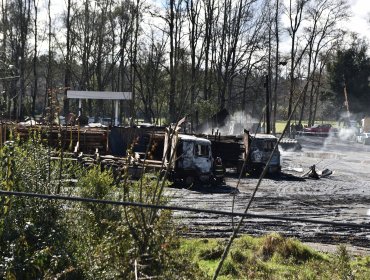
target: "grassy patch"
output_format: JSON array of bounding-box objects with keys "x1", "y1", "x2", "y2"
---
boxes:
[{"x1": 180, "y1": 233, "x2": 370, "y2": 280}]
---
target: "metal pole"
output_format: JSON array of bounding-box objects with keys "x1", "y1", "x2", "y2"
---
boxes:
[
  {"x1": 265, "y1": 74, "x2": 270, "y2": 134},
  {"x1": 343, "y1": 82, "x2": 350, "y2": 120}
]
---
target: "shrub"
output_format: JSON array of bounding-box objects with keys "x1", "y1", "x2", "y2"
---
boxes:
[
  {"x1": 258, "y1": 233, "x2": 323, "y2": 264},
  {"x1": 259, "y1": 233, "x2": 285, "y2": 260},
  {"x1": 198, "y1": 246, "x2": 224, "y2": 260},
  {"x1": 334, "y1": 245, "x2": 353, "y2": 279},
  {"x1": 0, "y1": 137, "x2": 79, "y2": 279}
]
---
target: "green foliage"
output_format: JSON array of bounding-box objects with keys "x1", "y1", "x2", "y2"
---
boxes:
[
  {"x1": 0, "y1": 137, "x2": 79, "y2": 279},
  {"x1": 334, "y1": 245, "x2": 354, "y2": 279},
  {"x1": 198, "y1": 244, "x2": 224, "y2": 260},
  {"x1": 258, "y1": 233, "x2": 323, "y2": 264},
  {"x1": 70, "y1": 170, "x2": 203, "y2": 279},
  {"x1": 181, "y1": 235, "x2": 370, "y2": 280},
  {"x1": 0, "y1": 137, "x2": 204, "y2": 279},
  {"x1": 327, "y1": 35, "x2": 370, "y2": 116}
]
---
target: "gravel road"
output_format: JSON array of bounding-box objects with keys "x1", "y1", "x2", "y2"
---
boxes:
[{"x1": 166, "y1": 135, "x2": 370, "y2": 249}]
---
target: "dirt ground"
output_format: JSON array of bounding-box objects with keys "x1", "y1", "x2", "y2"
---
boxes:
[{"x1": 166, "y1": 134, "x2": 370, "y2": 254}]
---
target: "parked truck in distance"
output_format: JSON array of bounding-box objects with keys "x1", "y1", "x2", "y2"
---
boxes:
[{"x1": 357, "y1": 117, "x2": 370, "y2": 145}]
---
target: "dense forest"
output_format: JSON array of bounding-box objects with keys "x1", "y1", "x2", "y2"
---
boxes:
[{"x1": 0, "y1": 0, "x2": 369, "y2": 131}]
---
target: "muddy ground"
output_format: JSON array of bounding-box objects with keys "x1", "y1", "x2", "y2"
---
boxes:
[{"x1": 165, "y1": 135, "x2": 370, "y2": 251}]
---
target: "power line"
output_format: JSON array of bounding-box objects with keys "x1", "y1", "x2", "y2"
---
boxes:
[{"x1": 0, "y1": 190, "x2": 369, "y2": 230}]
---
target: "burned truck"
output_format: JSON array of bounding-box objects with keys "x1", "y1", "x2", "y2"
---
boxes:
[
  {"x1": 209, "y1": 131, "x2": 281, "y2": 176},
  {"x1": 164, "y1": 133, "x2": 222, "y2": 185},
  {"x1": 245, "y1": 133, "x2": 281, "y2": 175}
]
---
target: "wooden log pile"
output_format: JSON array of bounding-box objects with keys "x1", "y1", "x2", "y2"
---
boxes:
[{"x1": 2, "y1": 123, "x2": 109, "y2": 154}]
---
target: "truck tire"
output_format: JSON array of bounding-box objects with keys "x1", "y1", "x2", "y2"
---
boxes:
[{"x1": 184, "y1": 176, "x2": 195, "y2": 187}]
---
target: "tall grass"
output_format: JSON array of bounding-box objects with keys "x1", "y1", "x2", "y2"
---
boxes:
[{"x1": 181, "y1": 233, "x2": 370, "y2": 280}]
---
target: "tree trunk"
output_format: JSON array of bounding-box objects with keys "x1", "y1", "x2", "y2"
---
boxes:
[
  {"x1": 32, "y1": 0, "x2": 37, "y2": 117},
  {"x1": 64, "y1": 0, "x2": 72, "y2": 116},
  {"x1": 272, "y1": 0, "x2": 280, "y2": 134}
]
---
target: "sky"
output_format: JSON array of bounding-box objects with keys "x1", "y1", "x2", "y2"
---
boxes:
[{"x1": 348, "y1": 0, "x2": 370, "y2": 41}]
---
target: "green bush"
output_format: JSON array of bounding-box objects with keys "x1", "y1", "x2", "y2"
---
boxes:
[
  {"x1": 0, "y1": 136, "x2": 204, "y2": 279},
  {"x1": 0, "y1": 137, "x2": 79, "y2": 279},
  {"x1": 69, "y1": 167, "x2": 202, "y2": 279}
]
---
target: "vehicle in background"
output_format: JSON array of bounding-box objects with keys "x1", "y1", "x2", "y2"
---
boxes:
[
  {"x1": 357, "y1": 117, "x2": 370, "y2": 145},
  {"x1": 99, "y1": 117, "x2": 113, "y2": 126},
  {"x1": 303, "y1": 124, "x2": 333, "y2": 134},
  {"x1": 356, "y1": 132, "x2": 370, "y2": 145}
]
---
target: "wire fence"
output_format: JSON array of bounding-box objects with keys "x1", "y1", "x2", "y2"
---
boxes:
[{"x1": 1, "y1": 190, "x2": 369, "y2": 230}]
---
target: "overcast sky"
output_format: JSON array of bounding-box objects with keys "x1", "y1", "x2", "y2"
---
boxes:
[{"x1": 348, "y1": 0, "x2": 370, "y2": 40}]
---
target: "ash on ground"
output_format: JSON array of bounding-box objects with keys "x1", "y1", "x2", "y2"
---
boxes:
[{"x1": 166, "y1": 135, "x2": 370, "y2": 251}]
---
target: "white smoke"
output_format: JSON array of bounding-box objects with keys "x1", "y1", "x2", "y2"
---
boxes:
[
  {"x1": 337, "y1": 127, "x2": 357, "y2": 141},
  {"x1": 321, "y1": 113, "x2": 363, "y2": 149},
  {"x1": 200, "y1": 111, "x2": 260, "y2": 136}
]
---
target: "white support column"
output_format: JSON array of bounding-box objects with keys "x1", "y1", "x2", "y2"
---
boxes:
[
  {"x1": 114, "y1": 100, "x2": 119, "y2": 126},
  {"x1": 78, "y1": 99, "x2": 82, "y2": 117}
]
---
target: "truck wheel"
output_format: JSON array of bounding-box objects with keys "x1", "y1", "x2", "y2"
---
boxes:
[
  {"x1": 236, "y1": 162, "x2": 246, "y2": 177},
  {"x1": 184, "y1": 176, "x2": 195, "y2": 187}
]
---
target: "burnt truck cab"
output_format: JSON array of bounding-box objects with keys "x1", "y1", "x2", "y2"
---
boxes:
[
  {"x1": 245, "y1": 133, "x2": 281, "y2": 175},
  {"x1": 164, "y1": 133, "x2": 215, "y2": 185}
]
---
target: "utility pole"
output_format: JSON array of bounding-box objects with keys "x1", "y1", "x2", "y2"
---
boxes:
[
  {"x1": 343, "y1": 80, "x2": 350, "y2": 120},
  {"x1": 264, "y1": 74, "x2": 270, "y2": 134}
]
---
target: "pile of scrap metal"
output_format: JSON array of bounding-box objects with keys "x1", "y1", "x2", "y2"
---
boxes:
[
  {"x1": 301, "y1": 164, "x2": 333, "y2": 179},
  {"x1": 279, "y1": 138, "x2": 302, "y2": 151}
]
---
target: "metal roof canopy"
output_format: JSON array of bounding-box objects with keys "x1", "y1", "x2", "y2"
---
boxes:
[
  {"x1": 67, "y1": 90, "x2": 132, "y2": 100},
  {"x1": 67, "y1": 90, "x2": 132, "y2": 126}
]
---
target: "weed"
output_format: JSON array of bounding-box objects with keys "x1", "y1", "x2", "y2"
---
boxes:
[
  {"x1": 231, "y1": 249, "x2": 247, "y2": 264},
  {"x1": 334, "y1": 245, "x2": 354, "y2": 279},
  {"x1": 259, "y1": 233, "x2": 285, "y2": 260},
  {"x1": 220, "y1": 259, "x2": 239, "y2": 277},
  {"x1": 276, "y1": 238, "x2": 323, "y2": 264},
  {"x1": 198, "y1": 245, "x2": 224, "y2": 260}
]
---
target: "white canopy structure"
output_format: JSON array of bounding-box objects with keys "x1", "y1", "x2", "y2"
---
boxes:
[{"x1": 67, "y1": 90, "x2": 132, "y2": 126}]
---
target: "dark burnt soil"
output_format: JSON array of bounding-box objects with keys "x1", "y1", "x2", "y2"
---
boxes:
[{"x1": 165, "y1": 135, "x2": 370, "y2": 249}]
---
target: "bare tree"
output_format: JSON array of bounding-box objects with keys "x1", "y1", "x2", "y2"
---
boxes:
[
  {"x1": 31, "y1": 0, "x2": 38, "y2": 117},
  {"x1": 63, "y1": 0, "x2": 72, "y2": 115},
  {"x1": 272, "y1": 0, "x2": 282, "y2": 134},
  {"x1": 202, "y1": 0, "x2": 216, "y2": 103},
  {"x1": 306, "y1": 0, "x2": 349, "y2": 126},
  {"x1": 185, "y1": 0, "x2": 203, "y2": 128},
  {"x1": 130, "y1": 0, "x2": 141, "y2": 122},
  {"x1": 285, "y1": 0, "x2": 309, "y2": 130},
  {"x1": 216, "y1": 0, "x2": 262, "y2": 110},
  {"x1": 135, "y1": 31, "x2": 167, "y2": 123}
]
